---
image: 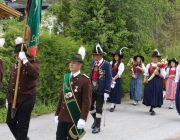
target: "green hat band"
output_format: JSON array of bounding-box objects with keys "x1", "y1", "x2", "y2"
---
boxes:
[{"x1": 68, "y1": 55, "x2": 83, "y2": 63}]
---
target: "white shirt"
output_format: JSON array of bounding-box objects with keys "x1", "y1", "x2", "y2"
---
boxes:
[
  {"x1": 166, "y1": 67, "x2": 176, "y2": 75},
  {"x1": 71, "y1": 71, "x2": 80, "y2": 78},
  {"x1": 110, "y1": 61, "x2": 124, "y2": 77},
  {"x1": 95, "y1": 58, "x2": 104, "y2": 66},
  {"x1": 175, "y1": 65, "x2": 180, "y2": 83},
  {"x1": 144, "y1": 62, "x2": 166, "y2": 79}
]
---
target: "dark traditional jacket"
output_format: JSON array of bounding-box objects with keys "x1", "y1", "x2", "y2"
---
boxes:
[
  {"x1": 90, "y1": 60, "x2": 112, "y2": 95},
  {"x1": 6, "y1": 59, "x2": 40, "y2": 104},
  {"x1": 55, "y1": 74, "x2": 92, "y2": 122},
  {"x1": 0, "y1": 59, "x2": 4, "y2": 88}
]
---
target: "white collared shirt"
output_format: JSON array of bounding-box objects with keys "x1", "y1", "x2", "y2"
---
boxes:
[
  {"x1": 144, "y1": 62, "x2": 166, "y2": 79},
  {"x1": 71, "y1": 71, "x2": 80, "y2": 78},
  {"x1": 95, "y1": 58, "x2": 104, "y2": 66},
  {"x1": 110, "y1": 61, "x2": 124, "y2": 77}
]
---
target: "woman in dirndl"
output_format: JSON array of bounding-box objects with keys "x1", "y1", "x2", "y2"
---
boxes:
[
  {"x1": 175, "y1": 64, "x2": 180, "y2": 115},
  {"x1": 166, "y1": 58, "x2": 178, "y2": 109},
  {"x1": 108, "y1": 49, "x2": 126, "y2": 112},
  {"x1": 143, "y1": 49, "x2": 166, "y2": 115},
  {"x1": 130, "y1": 55, "x2": 145, "y2": 105}
]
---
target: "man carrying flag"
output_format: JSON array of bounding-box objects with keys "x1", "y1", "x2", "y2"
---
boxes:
[
  {"x1": 55, "y1": 47, "x2": 92, "y2": 140},
  {"x1": 6, "y1": 0, "x2": 41, "y2": 139}
]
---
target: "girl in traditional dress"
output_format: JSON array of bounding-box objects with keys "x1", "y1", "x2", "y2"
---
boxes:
[
  {"x1": 143, "y1": 49, "x2": 166, "y2": 115},
  {"x1": 130, "y1": 55, "x2": 145, "y2": 105},
  {"x1": 166, "y1": 58, "x2": 178, "y2": 109},
  {"x1": 108, "y1": 49, "x2": 125, "y2": 112},
  {"x1": 175, "y1": 64, "x2": 180, "y2": 115}
]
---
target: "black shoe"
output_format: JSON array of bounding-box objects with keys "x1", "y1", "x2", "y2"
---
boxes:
[
  {"x1": 150, "y1": 111, "x2": 156, "y2": 115},
  {"x1": 149, "y1": 108, "x2": 153, "y2": 112},
  {"x1": 169, "y1": 107, "x2": 173, "y2": 109},
  {"x1": 27, "y1": 137, "x2": 30, "y2": 140},
  {"x1": 114, "y1": 105, "x2": 116, "y2": 109},
  {"x1": 91, "y1": 122, "x2": 96, "y2": 129},
  {"x1": 110, "y1": 108, "x2": 114, "y2": 112},
  {"x1": 92, "y1": 126, "x2": 100, "y2": 134}
]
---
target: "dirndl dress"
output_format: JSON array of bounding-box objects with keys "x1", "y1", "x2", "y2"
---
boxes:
[
  {"x1": 166, "y1": 68, "x2": 176, "y2": 101},
  {"x1": 108, "y1": 67, "x2": 121, "y2": 104},
  {"x1": 130, "y1": 67, "x2": 143, "y2": 101},
  {"x1": 143, "y1": 75, "x2": 163, "y2": 107}
]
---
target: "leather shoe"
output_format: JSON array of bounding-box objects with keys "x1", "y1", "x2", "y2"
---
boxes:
[
  {"x1": 92, "y1": 126, "x2": 100, "y2": 134},
  {"x1": 114, "y1": 105, "x2": 116, "y2": 109},
  {"x1": 110, "y1": 108, "x2": 114, "y2": 112},
  {"x1": 150, "y1": 111, "x2": 156, "y2": 115},
  {"x1": 169, "y1": 107, "x2": 173, "y2": 109},
  {"x1": 149, "y1": 108, "x2": 153, "y2": 112},
  {"x1": 91, "y1": 122, "x2": 96, "y2": 129}
]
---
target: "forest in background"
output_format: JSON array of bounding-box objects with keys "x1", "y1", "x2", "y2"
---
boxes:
[{"x1": 0, "y1": 0, "x2": 180, "y2": 122}]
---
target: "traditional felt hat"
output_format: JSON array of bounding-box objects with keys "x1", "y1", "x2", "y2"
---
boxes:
[
  {"x1": 152, "y1": 49, "x2": 161, "y2": 58},
  {"x1": 68, "y1": 46, "x2": 85, "y2": 63},
  {"x1": 113, "y1": 47, "x2": 128, "y2": 59},
  {"x1": 134, "y1": 54, "x2": 144, "y2": 62},
  {"x1": 168, "y1": 58, "x2": 179, "y2": 65},
  {"x1": 92, "y1": 44, "x2": 103, "y2": 54}
]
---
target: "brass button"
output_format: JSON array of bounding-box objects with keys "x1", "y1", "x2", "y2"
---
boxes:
[
  {"x1": 63, "y1": 107, "x2": 64, "y2": 109},
  {"x1": 13, "y1": 89, "x2": 14, "y2": 91},
  {"x1": 19, "y1": 87, "x2": 20, "y2": 89}
]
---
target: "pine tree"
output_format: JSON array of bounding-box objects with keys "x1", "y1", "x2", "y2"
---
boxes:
[{"x1": 69, "y1": 0, "x2": 128, "y2": 53}]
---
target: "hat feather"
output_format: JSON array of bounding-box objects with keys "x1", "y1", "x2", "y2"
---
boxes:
[
  {"x1": 78, "y1": 46, "x2": 86, "y2": 60},
  {"x1": 96, "y1": 43, "x2": 103, "y2": 53},
  {"x1": 119, "y1": 47, "x2": 128, "y2": 54}
]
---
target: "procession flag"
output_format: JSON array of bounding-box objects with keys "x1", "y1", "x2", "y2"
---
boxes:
[{"x1": 26, "y1": 0, "x2": 41, "y2": 57}]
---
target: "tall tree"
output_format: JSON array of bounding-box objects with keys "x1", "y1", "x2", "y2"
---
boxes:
[{"x1": 69, "y1": 0, "x2": 128, "y2": 53}]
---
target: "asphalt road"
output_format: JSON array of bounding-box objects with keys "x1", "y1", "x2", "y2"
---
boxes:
[{"x1": 0, "y1": 100, "x2": 180, "y2": 140}]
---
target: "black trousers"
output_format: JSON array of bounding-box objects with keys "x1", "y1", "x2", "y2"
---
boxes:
[
  {"x1": 56, "y1": 121, "x2": 75, "y2": 140},
  {"x1": 6, "y1": 94, "x2": 36, "y2": 140},
  {"x1": 90, "y1": 91, "x2": 104, "y2": 115}
]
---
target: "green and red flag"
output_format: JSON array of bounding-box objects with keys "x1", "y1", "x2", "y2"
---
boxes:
[{"x1": 26, "y1": 0, "x2": 41, "y2": 57}]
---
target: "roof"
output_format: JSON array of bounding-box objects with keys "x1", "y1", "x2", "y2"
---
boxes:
[{"x1": 0, "y1": 3, "x2": 22, "y2": 19}]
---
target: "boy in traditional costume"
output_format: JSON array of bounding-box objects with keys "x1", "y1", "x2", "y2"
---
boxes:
[
  {"x1": 89, "y1": 44, "x2": 112, "y2": 133},
  {"x1": 143, "y1": 49, "x2": 166, "y2": 115},
  {"x1": 55, "y1": 47, "x2": 92, "y2": 140}
]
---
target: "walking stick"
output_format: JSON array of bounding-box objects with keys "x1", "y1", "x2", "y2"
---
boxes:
[
  {"x1": 104, "y1": 100, "x2": 106, "y2": 126},
  {"x1": 11, "y1": 14, "x2": 28, "y2": 119}
]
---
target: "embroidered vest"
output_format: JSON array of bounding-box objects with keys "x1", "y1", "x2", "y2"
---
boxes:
[
  {"x1": 92, "y1": 65, "x2": 99, "y2": 81},
  {"x1": 149, "y1": 64, "x2": 158, "y2": 75},
  {"x1": 133, "y1": 67, "x2": 142, "y2": 74},
  {"x1": 169, "y1": 68, "x2": 176, "y2": 75},
  {"x1": 112, "y1": 65, "x2": 118, "y2": 72}
]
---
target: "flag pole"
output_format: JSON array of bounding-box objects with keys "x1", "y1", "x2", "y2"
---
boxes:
[{"x1": 11, "y1": 13, "x2": 28, "y2": 118}]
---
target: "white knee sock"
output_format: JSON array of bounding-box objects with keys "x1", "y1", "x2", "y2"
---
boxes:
[{"x1": 111, "y1": 103, "x2": 115, "y2": 108}]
